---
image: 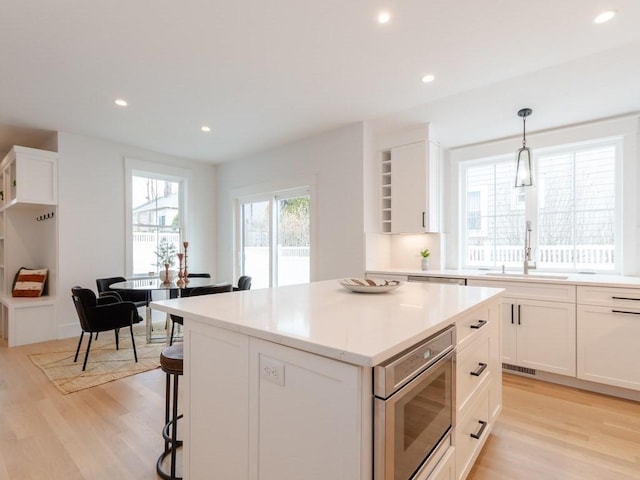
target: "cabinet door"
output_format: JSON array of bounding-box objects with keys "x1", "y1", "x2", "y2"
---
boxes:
[
  {"x1": 390, "y1": 141, "x2": 440, "y2": 233},
  {"x1": 517, "y1": 299, "x2": 576, "y2": 376},
  {"x1": 577, "y1": 305, "x2": 640, "y2": 390},
  {"x1": 250, "y1": 338, "x2": 364, "y2": 480},
  {"x1": 501, "y1": 298, "x2": 517, "y2": 365}
]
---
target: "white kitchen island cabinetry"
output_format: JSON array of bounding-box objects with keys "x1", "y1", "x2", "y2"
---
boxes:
[
  {"x1": 152, "y1": 280, "x2": 502, "y2": 480},
  {"x1": 577, "y1": 286, "x2": 640, "y2": 391},
  {"x1": 467, "y1": 279, "x2": 576, "y2": 377}
]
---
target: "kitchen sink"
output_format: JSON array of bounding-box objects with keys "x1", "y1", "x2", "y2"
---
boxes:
[{"x1": 482, "y1": 272, "x2": 569, "y2": 280}]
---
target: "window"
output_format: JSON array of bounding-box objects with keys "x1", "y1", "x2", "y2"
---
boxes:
[
  {"x1": 460, "y1": 138, "x2": 620, "y2": 272},
  {"x1": 239, "y1": 188, "x2": 311, "y2": 289},
  {"x1": 129, "y1": 173, "x2": 184, "y2": 276}
]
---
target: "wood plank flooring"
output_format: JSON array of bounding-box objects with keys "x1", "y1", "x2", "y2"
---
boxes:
[
  {"x1": 469, "y1": 374, "x2": 640, "y2": 480},
  {"x1": 1, "y1": 337, "x2": 639, "y2": 479}
]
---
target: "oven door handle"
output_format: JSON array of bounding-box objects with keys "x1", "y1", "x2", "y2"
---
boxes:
[{"x1": 470, "y1": 420, "x2": 488, "y2": 440}]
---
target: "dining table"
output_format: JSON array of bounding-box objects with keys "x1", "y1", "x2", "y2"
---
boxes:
[{"x1": 109, "y1": 277, "x2": 226, "y2": 343}]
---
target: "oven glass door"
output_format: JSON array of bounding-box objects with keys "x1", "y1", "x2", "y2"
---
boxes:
[{"x1": 384, "y1": 351, "x2": 453, "y2": 480}]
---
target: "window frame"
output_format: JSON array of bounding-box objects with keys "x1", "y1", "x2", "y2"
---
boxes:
[
  {"x1": 232, "y1": 177, "x2": 316, "y2": 288},
  {"x1": 449, "y1": 115, "x2": 637, "y2": 274},
  {"x1": 125, "y1": 158, "x2": 189, "y2": 278}
]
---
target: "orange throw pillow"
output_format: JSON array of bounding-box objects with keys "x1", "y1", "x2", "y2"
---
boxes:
[{"x1": 12, "y1": 268, "x2": 48, "y2": 297}]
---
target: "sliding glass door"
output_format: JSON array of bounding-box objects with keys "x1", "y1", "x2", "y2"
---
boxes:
[{"x1": 240, "y1": 189, "x2": 311, "y2": 289}]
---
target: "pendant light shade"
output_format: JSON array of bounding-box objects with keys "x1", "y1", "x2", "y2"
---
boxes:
[{"x1": 515, "y1": 108, "x2": 533, "y2": 187}]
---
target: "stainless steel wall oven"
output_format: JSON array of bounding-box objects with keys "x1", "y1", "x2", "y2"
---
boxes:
[{"x1": 374, "y1": 325, "x2": 456, "y2": 480}]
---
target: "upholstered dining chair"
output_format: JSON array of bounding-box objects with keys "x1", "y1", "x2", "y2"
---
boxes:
[
  {"x1": 233, "y1": 275, "x2": 252, "y2": 291},
  {"x1": 71, "y1": 287, "x2": 142, "y2": 371},
  {"x1": 169, "y1": 284, "x2": 233, "y2": 345},
  {"x1": 96, "y1": 276, "x2": 150, "y2": 309}
]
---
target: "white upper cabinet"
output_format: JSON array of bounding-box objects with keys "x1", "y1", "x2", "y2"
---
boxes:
[
  {"x1": 377, "y1": 124, "x2": 441, "y2": 234},
  {"x1": 1, "y1": 146, "x2": 57, "y2": 207}
]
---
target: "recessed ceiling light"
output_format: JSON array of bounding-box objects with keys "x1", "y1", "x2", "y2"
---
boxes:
[
  {"x1": 594, "y1": 10, "x2": 617, "y2": 24},
  {"x1": 114, "y1": 99, "x2": 128, "y2": 107},
  {"x1": 421, "y1": 74, "x2": 435, "y2": 83},
  {"x1": 377, "y1": 11, "x2": 391, "y2": 24},
  {"x1": 201, "y1": 126, "x2": 211, "y2": 132}
]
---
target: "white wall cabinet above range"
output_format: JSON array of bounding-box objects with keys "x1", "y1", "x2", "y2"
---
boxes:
[
  {"x1": 380, "y1": 136, "x2": 441, "y2": 234},
  {"x1": 0, "y1": 146, "x2": 58, "y2": 347}
]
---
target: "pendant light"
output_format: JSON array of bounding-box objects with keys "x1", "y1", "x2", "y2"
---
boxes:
[{"x1": 515, "y1": 108, "x2": 533, "y2": 187}]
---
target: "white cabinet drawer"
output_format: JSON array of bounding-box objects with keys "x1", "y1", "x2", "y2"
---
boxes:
[
  {"x1": 577, "y1": 285, "x2": 640, "y2": 308},
  {"x1": 467, "y1": 279, "x2": 576, "y2": 303},
  {"x1": 455, "y1": 383, "x2": 490, "y2": 480},
  {"x1": 456, "y1": 306, "x2": 490, "y2": 351},
  {"x1": 456, "y1": 330, "x2": 490, "y2": 414}
]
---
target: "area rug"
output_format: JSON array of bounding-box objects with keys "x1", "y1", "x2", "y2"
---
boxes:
[{"x1": 29, "y1": 331, "x2": 166, "y2": 395}]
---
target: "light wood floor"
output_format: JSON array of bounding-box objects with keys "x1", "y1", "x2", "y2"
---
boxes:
[
  {"x1": 469, "y1": 374, "x2": 640, "y2": 480},
  {"x1": 1, "y1": 338, "x2": 639, "y2": 480}
]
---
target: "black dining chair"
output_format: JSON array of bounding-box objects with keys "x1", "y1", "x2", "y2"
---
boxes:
[
  {"x1": 96, "y1": 276, "x2": 150, "y2": 309},
  {"x1": 233, "y1": 275, "x2": 252, "y2": 291},
  {"x1": 71, "y1": 287, "x2": 142, "y2": 371},
  {"x1": 169, "y1": 284, "x2": 233, "y2": 345}
]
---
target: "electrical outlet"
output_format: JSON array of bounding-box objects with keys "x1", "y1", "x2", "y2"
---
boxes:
[{"x1": 259, "y1": 355, "x2": 285, "y2": 386}]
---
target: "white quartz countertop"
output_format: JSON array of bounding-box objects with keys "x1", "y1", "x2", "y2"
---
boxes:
[
  {"x1": 367, "y1": 268, "x2": 640, "y2": 287},
  {"x1": 150, "y1": 279, "x2": 502, "y2": 367}
]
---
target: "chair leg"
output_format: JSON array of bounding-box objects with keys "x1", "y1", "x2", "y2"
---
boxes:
[
  {"x1": 115, "y1": 328, "x2": 120, "y2": 350},
  {"x1": 130, "y1": 324, "x2": 138, "y2": 363},
  {"x1": 95, "y1": 332, "x2": 99, "y2": 340},
  {"x1": 170, "y1": 321, "x2": 176, "y2": 346},
  {"x1": 74, "y1": 331, "x2": 84, "y2": 363},
  {"x1": 82, "y1": 332, "x2": 93, "y2": 371}
]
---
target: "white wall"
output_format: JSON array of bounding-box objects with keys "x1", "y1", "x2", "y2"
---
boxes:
[
  {"x1": 56, "y1": 132, "x2": 216, "y2": 337},
  {"x1": 215, "y1": 123, "x2": 366, "y2": 283}
]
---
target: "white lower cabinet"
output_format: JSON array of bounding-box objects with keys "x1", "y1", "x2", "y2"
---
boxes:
[
  {"x1": 249, "y1": 337, "x2": 366, "y2": 480},
  {"x1": 455, "y1": 301, "x2": 501, "y2": 480},
  {"x1": 468, "y1": 280, "x2": 576, "y2": 377},
  {"x1": 456, "y1": 383, "x2": 490, "y2": 480},
  {"x1": 502, "y1": 297, "x2": 576, "y2": 376},
  {"x1": 184, "y1": 321, "x2": 369, "y2": 480},
  {"x1": 577, "y1": 286, "x2": 640, "y2": 391}
]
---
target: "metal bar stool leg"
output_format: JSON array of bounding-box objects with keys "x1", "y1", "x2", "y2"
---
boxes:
[{"x1": 157, "y1": 344, "x2": 183, "y2": 480}]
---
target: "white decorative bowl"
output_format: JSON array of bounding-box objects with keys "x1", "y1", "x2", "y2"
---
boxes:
[{"x1": 339, "y1": 278, "x2": 402, "y2": 294}]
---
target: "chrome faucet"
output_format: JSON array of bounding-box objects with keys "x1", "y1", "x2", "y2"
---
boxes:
[{"x1": 524, "y1": 220, "x2": 536, "y2": 274}]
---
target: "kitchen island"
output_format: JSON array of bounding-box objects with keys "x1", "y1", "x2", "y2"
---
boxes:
[{"x1": 151, "y1": 279, "x2": 503, "y2": 480}]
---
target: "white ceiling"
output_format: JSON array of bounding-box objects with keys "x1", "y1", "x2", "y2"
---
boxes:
[{"x1": 1, "y1": 0, "x2": 639, "y2": 162}]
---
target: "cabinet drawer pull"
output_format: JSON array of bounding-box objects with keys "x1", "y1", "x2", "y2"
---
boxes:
[
  {"x1": 470, "y1": 362, "x2": 487, "y2": 377},
  {"x1": 517, "y1": 304, "x2": 521, "y2": 325},
  {"x1": 422, "y1": 211, "x2": 426, "y2": 228},
  {"x1": 612, "y1": 309, "x2": 640, "y2": 316},
  {"x1": 612, "y1": 296, "x2": 640, "y2": 301},
  {"x1": 510, "y1": 304, "x2": 514, "y2": 324},
  {"x1": 470, "y1": 320, "x2": 487, "y2": 329},
  {"x1": 470, "y1": 420, "x2": 488, "y2": 439}
]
